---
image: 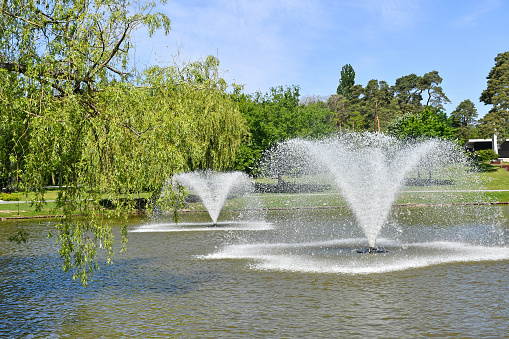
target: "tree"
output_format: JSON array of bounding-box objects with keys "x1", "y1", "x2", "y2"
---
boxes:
[
  {"x1": 336, "y1": 64, "x2": 355, "y2": 99},
  {"x1": 387, "y1": 108, "x2": 457, "y2": 140},
  {"x1": 338, "y1": 80, "x2": 399, "y2": 133},
  {"x1": 345, "y1": 110, "x2": 367, "y2": 132},
  {"x1": 0, "y1": 0, "x2": 248, "y2": 284},
  {"x1": 478, "y1": 51, "x2": 509, "y2": 138},
  {"x1": 392, "y1": 71, "x2": 450, "y2": 113},
  {"x1": 234, "y1": 86, "x2": 338, "y2": 172},
  {"x1": 233, "y1": 85, "x2": 301, "y2": 172},
  {"x1": 296, "y1": 100, "x2": 336, "y2": 138},
  {"x1": 364, "y1": 80, "x2": 393, "y2": 132},
  {"x1": 451, "y1": 99, "x2": 478, "y2": 141},
  {"x1": 451, "y1": 99, "x2": 478, "y2": 126},
  {"x1": 343, "y1": 84, "x2": 370, "y2": 130},
  {"x1": 419, "y1": 71, "x2": 451, "y2": 110},
  {"x1": 327, "y1": 94, "x2": 346, "y2": 132},
  {"x1": 477, "y1": 112, "x2": 505, "y2": 138},
  {"x1": 393, "y1": 73, "x2": 423, "y2": 113}
]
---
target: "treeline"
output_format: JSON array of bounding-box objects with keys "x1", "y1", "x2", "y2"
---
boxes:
[
  {"x1": 233, "y1": 51, "x2": 509, "y2": 172},
  {"x1": 230, "y1": 62, "x2": 498, "y2": 172}
]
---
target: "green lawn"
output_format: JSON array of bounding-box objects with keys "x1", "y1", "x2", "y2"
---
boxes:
[
  {"x1": 479, "y1": 162, "x2": 509, "y2": 190},
  {"x1": 0, "y1": 201, "x2": 60, "y2": 219},
  {"x1": 2, "y1": 161, "x2": 509, "y2": 219}
]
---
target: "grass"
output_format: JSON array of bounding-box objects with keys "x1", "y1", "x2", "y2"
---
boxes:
[
  {"x1": 0, "y1": 201, "x2": 60, "y2": 218},
  {"x1": 479, "y1": 163, "x2": 509, "y2": 190},
  {"x1": 2, "y1": 161, "x2": 509, "y2": 219}
]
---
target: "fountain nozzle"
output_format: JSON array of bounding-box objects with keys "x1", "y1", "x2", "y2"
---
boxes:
[{"x1": 356, "y1": 247, "x2": 388, "y2": 254}]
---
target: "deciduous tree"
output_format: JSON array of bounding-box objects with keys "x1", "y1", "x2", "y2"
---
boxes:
[
  {"x1": 387, "y1": 108, "x2": 457, "y2": 140},
  {"x1": 0, "y1": 0, "x2": 248, "y2": 284}
]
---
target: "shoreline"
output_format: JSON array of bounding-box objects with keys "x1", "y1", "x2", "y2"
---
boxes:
[{"x1": 3, "y1": 200, "x2": 509, "y2": 221}]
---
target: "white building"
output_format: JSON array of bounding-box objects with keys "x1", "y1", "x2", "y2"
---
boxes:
[{"x1": 465, "y1": 134, "x2": 509, "y2": 159}]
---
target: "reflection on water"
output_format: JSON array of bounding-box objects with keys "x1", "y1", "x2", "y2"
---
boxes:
[{"x1": 1, "y1": 206, "x2": 509, "y2": 337}]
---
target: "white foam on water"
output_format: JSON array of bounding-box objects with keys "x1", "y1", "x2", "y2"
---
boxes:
[
  {"x1": 202, "y1": 239, "x2": 509, "y2": 274},
  {"x1": 129, "y1": 220, "x2": 273, "y2": 233}
]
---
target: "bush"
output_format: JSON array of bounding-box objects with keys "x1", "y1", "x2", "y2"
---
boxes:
[
  {"x1": 0, "y1": 193, "x2": 20, "y2": 201},
  {"x1": 475, "y1": 149, "x2": 499, "y2": 161}
]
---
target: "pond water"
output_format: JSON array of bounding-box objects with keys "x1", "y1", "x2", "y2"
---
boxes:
[{"x1": 1, "y1": 205, "x2": 509, "y2": 338}]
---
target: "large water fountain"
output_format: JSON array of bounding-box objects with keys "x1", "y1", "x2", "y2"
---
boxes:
[
  {"x1": 261, "y1": 133, "x2": 469, "y2": 251},
  {"x1": 3, "y1": 134, "x2": 509, "y2": 337}
]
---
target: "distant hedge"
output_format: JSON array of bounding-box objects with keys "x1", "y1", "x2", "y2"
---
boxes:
[{"x1": 0, "y1": 193, "x2": 20, "y2": 201}]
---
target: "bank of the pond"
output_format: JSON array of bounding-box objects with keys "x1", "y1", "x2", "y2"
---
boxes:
[
  {"x1": 3, "y1": 193, "x2": 509, "y2": 220},
  {"x1": 2, "y1": 160, "x2": 509, "y2": 220}
]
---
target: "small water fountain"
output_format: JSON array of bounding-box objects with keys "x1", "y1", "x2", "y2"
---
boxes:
[{"x1": 172, "y1": 170, "x2": 254, "y2": 225}]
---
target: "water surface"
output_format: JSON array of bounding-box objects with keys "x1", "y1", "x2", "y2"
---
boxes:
[{"x1": 1, "y1": 206, "x2": 508, "y2": 337}]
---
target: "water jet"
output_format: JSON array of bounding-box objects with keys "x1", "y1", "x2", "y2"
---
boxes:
[
  {"x1": 172, "y1": 170, "x2": 253, "y2": 225},
  {"x1": 260, "y1": 132, "x2": 477, "y2": 249}
]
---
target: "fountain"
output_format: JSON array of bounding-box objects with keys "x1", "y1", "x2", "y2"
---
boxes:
[
  {"x1": 203, "y1": 132, "x2": 507, "y2": 275},
  {"x1": 259, "y1": 132, "x2": 477, "y2": 252},
  {"x1": 172, "y1": 170, "x2": 254, "y2": 225}
]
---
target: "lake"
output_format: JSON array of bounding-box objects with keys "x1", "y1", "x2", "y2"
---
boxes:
[{"x1": 1, "y1": 205, "x2": 508, "y2": 338}]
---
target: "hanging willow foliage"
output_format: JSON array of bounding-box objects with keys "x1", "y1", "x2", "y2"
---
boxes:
[
  {"x1": 1, "y1": 0, "x2": 248, "y2": 284},
  {"x1": 18, "y1": 64, "x2": 248, "y2": 284}
]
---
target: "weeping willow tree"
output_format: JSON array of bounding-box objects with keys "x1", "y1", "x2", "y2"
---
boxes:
[{"x1": 1, "y1": 0, "x2": 247, "y2": 283}]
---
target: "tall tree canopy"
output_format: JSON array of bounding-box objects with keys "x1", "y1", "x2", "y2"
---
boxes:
[
  {"x1": 0, "y1": 0, "x2": 248, "y2": 283},
  {"x1": 363, "y1": 79, "x2": 393, "y2": 132},
  {"x1": 393, "y1": 71, "x2": 450, "y2": 114},
  {"x1": 420, "y1": 71, "x2": 451, "y2": 110},
  {"x1": 336, "y1": 64, "x2": 355, "y2": 99},
  {"x1": 330, "y1": 70, "x2": 449, "y2": 134},
  {"x1": 393, "y1": 73, "x2": 423, "y2": 113},
  {"x1": 451, "y1": 99, "x2": 478, "y2": 126},
  {"x1": 478, "y1": 51, "x2": 509, "y2": 137}
]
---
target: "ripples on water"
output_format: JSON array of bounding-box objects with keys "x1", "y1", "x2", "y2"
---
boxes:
[{"x1": 1, "y1": 207, "x2": 509, "y2": 337}]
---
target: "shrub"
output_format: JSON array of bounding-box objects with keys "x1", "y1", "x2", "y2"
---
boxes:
[
  {"x1": 0, "y1": 193, "x2": 20, "y2": 201},
  {"x1": 475, "y1": 149, "x2": 499, "y2": 161}
]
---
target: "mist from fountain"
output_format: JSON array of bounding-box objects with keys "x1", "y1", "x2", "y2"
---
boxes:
[
  {"x1": 172, "y1": 170, "x2": 253, "y2": 225},
  {"x1": 261, "y1": 132, "x2": 471, "y2": 249}
]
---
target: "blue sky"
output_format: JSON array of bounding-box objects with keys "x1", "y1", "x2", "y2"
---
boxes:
[{"x1": 133, "y1": 0, "x2": 509, "y2": 118}]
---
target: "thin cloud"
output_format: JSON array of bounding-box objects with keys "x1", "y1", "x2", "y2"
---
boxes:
[
  {"x1": 347, "y1": 0, "x2": 422, "y2": 30},
  {"x1": 450, "y1": 0, "x2": 501, "y2": 29},
  {"x1": 130, "y1": 0, "x2": 509, "y2": 118},
  {"x1": 149, "y1": 0, "x2": 329, "y2": 91}
]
